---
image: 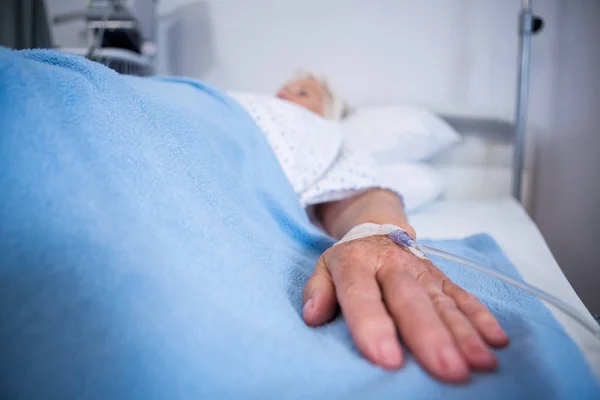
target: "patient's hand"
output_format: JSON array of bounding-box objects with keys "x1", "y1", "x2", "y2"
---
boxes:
[{"x1": 301, "y1": 235, "x2": 509, "y2": 383}]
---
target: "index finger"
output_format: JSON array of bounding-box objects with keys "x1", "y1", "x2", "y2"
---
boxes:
[{"x1": 331, "y1": 255, "x2": 403, "y2": 369}]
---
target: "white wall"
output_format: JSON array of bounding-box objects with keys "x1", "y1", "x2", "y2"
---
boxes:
[
  {"x1": 157, "y1": 0, "x2": 537, "y2": 118},
  {"x1": 531, "y1": 1, "x2": 600, "y2": 313},
  {"x1": 48, "y1": 0, "x2": 555, "y2": 121}
]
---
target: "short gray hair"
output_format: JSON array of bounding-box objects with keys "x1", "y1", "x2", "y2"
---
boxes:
[{"x1": 290, "y1": 70, "x2": 349, "y2": 120}]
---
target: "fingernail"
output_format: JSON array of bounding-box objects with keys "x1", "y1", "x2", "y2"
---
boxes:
[
  {"x1": 303, "y1": 298, "x2": 315, "y2": 315},
  {"x1": 438, "y1": 345, "x2": 465, "y2": 372},
  {"x1": 378, "y1": 337, "x2": 402, "y2": 367}
]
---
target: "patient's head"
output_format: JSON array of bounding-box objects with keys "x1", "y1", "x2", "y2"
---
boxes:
[{"x1": 277, "y1": 71, "x2": 346, "y2": 120}]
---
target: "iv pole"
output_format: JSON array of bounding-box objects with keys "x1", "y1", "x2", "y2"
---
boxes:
[{"x1": 512, "y1": 0, "x2": 543, "y2": 201}]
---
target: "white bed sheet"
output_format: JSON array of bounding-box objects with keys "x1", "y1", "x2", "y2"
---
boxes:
[{"x1": 410, "y1": 198, "x2": 600, "y2": 378}]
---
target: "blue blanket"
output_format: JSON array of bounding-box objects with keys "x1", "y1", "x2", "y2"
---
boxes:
[{"x1": 0, "y1": 48, "x2": 598, "y2": 399}]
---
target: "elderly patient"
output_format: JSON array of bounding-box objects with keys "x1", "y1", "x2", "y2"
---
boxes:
[{"x1": 269, "y1": 73, "x2": 509, "y2": 383}]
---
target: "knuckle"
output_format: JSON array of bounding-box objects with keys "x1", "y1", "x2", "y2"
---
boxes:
[
  {"x1": 472, "y1": 309, "x2": 497, "y2": 325},
  {"x1": 424, "y1": 262, "x2": 447, "y2": 279},
  {"x1": 415, "y1": 269, "x2": 442, "y2": 286},
  {"x1": 414, "y1": 270, "x2": 431, "y2": 283},
  {"x1": 430, "y1": 292, "x2": 456, "y2": 310},
  {"x1": 316, "y1": 254, "x2": 327, "y2": 266},
  {"x1": 457, "y1": 291, "x2": 481, "y2": 309},
  {"x1": 413, "y1": 261, "x2": 445, "y2": 284}
]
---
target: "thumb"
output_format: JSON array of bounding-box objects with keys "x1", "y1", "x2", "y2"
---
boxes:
[{"x1": 302, "y1": 256, "x2": 338, "y2": 326}]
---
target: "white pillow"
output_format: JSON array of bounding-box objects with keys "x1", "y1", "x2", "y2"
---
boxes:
[
  {"x1": 342, "y1": 105, "x2": 460, "y2": 164},
  {"x1": 377, "y1": 163, "x2": 444, "y2": 213}
]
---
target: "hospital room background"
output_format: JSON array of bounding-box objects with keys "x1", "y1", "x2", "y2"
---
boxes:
[
  {"x1": 39, "y1": 0, "x2": 600, "y2": 316},
  {"x1": 2, "y1": 0, "x2": 600, "y2": 391}
]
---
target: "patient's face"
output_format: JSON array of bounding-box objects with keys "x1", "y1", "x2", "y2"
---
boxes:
[{"x1": 277, "y1": 78, "x2": 327, "y2": 117}]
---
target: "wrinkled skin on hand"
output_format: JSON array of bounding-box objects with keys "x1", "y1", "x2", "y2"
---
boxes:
[{"x1": 302, "y1": 235, "x2": 509, "y2": 383}]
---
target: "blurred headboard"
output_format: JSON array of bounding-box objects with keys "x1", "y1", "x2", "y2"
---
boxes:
[
  {"x1": 432, "y1": 115, "x2": 515, "y2": 167},
  {"x1": 429, "y1": 116, "x2": 523, "y2": 202},
  {"x1": 441, "y1": 116, "x2": 515, "y2": 143}
]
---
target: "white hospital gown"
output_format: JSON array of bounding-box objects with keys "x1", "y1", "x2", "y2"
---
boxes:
[{"x1": 230, "y1": 93, "x2": 386, "y2": 208}]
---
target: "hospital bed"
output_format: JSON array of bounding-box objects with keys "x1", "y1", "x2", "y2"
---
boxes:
[
  {"x1": 2, "y1": 1, "x2": 598, "y2": 397},
  {"x1": 1, "y1": 46, "x2": 599, "y2": 399}
]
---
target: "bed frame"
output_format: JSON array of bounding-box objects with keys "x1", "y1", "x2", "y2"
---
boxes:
[{"x1": 512, "y1": 0, "x2": 544, "y2": 201}]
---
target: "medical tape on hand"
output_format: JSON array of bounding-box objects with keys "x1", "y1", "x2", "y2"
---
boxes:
[{"x1": 334, "y1": 223, "x2": 426, "y2": 259}]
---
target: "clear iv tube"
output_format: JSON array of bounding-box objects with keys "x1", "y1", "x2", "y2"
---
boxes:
[{"x1": 417, "y1": 244, "x2": 600, "y2": 341}]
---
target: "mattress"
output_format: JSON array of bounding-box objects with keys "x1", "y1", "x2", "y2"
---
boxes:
[{"x1": 410, "y1": 198, "x2": 600, "y2": 378}]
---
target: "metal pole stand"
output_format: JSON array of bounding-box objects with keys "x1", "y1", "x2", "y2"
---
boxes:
[{"x1": 512, "y1": 0, "x2": 544, "y2": 202}]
